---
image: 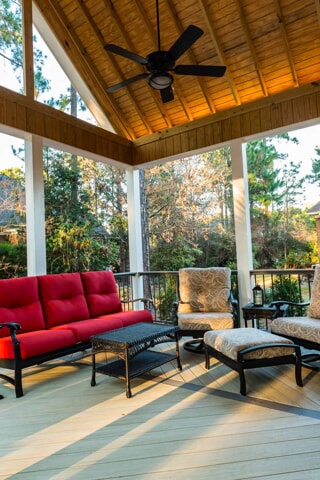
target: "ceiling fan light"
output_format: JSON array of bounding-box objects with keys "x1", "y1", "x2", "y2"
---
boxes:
[{"x1": 148, "y1": 72, "x2": 173, "y2": 90}]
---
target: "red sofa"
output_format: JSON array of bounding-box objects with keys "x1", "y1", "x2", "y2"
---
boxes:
[{"x1": 0, "y1": 270, "x2": 153, "y2": 397}]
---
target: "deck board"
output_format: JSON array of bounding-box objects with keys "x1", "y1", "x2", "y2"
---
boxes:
[{"x1": 1, "y1": 339, "x2": 320, "y2": 479}]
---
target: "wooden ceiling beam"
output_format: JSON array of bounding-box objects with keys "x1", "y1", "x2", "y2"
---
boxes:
[
  {"x1": 196, "y1": 0, "x2": 241, "y2": 105},
  {"x1": 22, "y1": 0, "x2": 34, "y2": 98},
  {"x1": 234, "y1": 0, "x2": 268, "y2": 97},
  {"x1": 273, "y1": 0, "x2": 299, "y2": 87},
  {"x1": 315, "y1": 0, "x2": 320, "y2": 26},
  {"x1": 33, "y1": 0, "x2": 135, "y2": 139}
]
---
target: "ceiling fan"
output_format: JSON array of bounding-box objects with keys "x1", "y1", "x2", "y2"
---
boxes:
[{"x1": 104, "y1": 0, "x2": 226, "y2": 103}]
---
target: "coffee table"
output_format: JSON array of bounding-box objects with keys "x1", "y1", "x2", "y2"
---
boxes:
[{"x1": 90, "y1": 322, "x2": 182, "y2": 398}]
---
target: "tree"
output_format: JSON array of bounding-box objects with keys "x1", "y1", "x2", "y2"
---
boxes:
[
  {"x1": 145, "y1": 151, "x2": 236, "y2": 270},
  {"x1": 246, "y1": 134, "x2": 313, "y2": 267}
]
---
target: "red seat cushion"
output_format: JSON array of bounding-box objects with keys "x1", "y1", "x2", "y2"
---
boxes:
[
  {"x1": 81, "y1": 271, "x2": 122, "y2": 317},
  {"x1": 0, "y1": 276, "x2": 45, "y2": 338},
  {"x1": 0, "y1": 329, "x2": 76, "y2": 360},
  {"x1": 38, "y1": 273, "x2": 90, "y2": 328},
  {"x1": 54, "y1": 317, "x2": 125, "y2": 342},
  {"x1": 109, "y1": 310, "x2": 153, "y2": 327}
]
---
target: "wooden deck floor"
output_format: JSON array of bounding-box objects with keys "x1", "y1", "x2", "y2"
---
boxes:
[{"x1": 1, "y1": 339, "x2": 320, "y2": 479}]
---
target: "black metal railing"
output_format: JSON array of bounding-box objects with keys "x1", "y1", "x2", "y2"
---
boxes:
[
  {"x1": 115, "y1": 268, "x2": 315, "y2": 322},
  {"x1": 251, "y1": 269, "x2": 314, "y2": 303}
]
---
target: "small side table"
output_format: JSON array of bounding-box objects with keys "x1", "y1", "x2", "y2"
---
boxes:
[{"x1": 242, "y1": 303, "x2": 289, "y2": 329}]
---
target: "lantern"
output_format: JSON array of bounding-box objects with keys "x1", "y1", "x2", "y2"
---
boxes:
[{"x1": 253, "y1": 284, "x2": 264, "y2": 307}]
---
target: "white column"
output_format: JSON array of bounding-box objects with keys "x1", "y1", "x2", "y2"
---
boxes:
[
  {"x1": 126, "y1": 168, "x2": 144, "y2": 305},
  {"x1": 230, "y1": 139, "x2": 253, "y2": 322},
  {"x1": 25, "y1": 134, "x2": 46, "y2": 275}
]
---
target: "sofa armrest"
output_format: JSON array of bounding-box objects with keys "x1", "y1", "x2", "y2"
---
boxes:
[
  {"x1": 0, "y1": 322, "x2": 21, "y2": 347},
  {"x1": 0, "y1": 322, "x2": 21, "y2": 333},
  {"x1": 121, "y1": 297, "x2": 154, "y2": 311}
]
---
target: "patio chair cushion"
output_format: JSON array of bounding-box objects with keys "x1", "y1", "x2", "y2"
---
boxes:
[
  {"x1": 204, "y1": 328, "x2": 295, "y2": 361},
  {"x1": 81, "y1": 270, "x2": 122, "y2": 317},
  {"x1": 178, "y1": 267, "x2": 232, "y2": 314},
  {"x1": 0, "y1": 277, "x2": 45, "y2": 337},
  {"x1": 178, "y1": 312, "x2": 234, "y2": 331},
  {"x1": 309, "y1": 266, "x2": 320, "y2": 319},
  {"x1": 38, "y1": 273, "x2": 90, "y2": 328},
  {"x1": 271, "y1": 316, "x2": 320, "y2": 344}
]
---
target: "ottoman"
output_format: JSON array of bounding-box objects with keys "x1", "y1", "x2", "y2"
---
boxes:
[{"x1": 204, "y1": 328, "x2": 302, "y2": 395}]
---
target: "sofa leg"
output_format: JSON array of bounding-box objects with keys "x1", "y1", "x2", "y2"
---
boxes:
[{"x1": 15, "y1": 368, "x2": 24, "y2": 398}]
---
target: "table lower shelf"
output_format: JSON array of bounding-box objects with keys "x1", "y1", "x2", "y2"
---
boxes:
[{"x1": 95, "y1": 350, "x2": 177, "y2": 381}]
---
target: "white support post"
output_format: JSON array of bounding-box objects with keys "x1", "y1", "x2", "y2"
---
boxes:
[
  {"x1": 126, "y1": 168, "x2": 144, "y2": 307},
  {"x1": 25, "y1": 134, "x2": 46, "y2": 275},
  {"x1": 230, "y1": 139, "x2": 253, "y2": 323}
]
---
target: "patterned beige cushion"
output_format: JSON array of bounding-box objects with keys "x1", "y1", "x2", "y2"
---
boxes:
[
  {"x1": 309, "y1": 265, "x2": 320, "y2": 318},
  {"x1": 204, "y1": 328, "x2": 295, "y2": 361},
  {"x1": 178, "y1": 267, "x2": 232, "y2": 314},
  {"x1": 178, "y1": 312, "x2": 234, "y2": 331},
  {"x1": 271, "y1": 316, "x2": 320, "y2": 343}
]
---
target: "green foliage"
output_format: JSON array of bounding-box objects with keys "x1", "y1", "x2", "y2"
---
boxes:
[
  {"x1": 153, "y1": 276, "x2": 177, "y2": 323},
  {"x1": 264, "y1": 275, "x2": 308, "y2": 316},
  {"x1": 0, "y1": 242, "x2": 27, "y2": 278},
  {"x1": 150, "y1": 239, "x2": 201, "y2": 271},
  {"x1": 195, "y1": 229, "x2": 236, "y2": 269},
  {"x1": 46, "y1": 221, "x2": 118, "y2": 273}
]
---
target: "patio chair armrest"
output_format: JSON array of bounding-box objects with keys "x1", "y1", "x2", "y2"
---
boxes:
[{"x1": 269, "y1": 300, "x2": 310, "y2": 319}]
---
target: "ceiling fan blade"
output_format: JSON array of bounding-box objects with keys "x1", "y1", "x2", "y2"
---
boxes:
[
  {"x1": 167, "y1": 25, "x2": 204, "y2": 61},
  {"x1": 104, "y1": 44, "x2": 148, "y2": 65},
  {"x1": 106, "y1": 73, "x2": 149, "y2": 93},
  {"x1": 160, "y1": 86, "x2": 174, "y2": 103},
  {"x1": 175, "y1": 64, "x2": 226, "y2": 77}
]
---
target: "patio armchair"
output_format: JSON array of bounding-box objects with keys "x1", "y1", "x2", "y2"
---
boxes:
[
  {"x1": 173, "y1": 267, "x2": 239, "y2": 353},
  {"x1": 270, "y1": 265, "x2": 320, "y2": 370}
]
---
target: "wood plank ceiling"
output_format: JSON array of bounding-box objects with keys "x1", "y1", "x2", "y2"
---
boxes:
[{"x1": 33, "y1": 0, "x2": 320, "y2": 141}]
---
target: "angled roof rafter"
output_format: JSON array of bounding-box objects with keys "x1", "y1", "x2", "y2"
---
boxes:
[
  {"x1": 273, "y1": 0, "x2": 299, "y2": 87},
  {"x1": 196, "y1": 0, "x2": 241, "y2": 106}
]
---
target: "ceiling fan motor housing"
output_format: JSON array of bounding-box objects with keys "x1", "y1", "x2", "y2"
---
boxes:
[{"x1": 146, "y1": 51, "x2": 175, "y2": 89}]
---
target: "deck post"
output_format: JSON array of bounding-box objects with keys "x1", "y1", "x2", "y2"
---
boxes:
[
  {"x1": 230, "y1": 139, "x2": 253, "y2": 322},
  {"x1": 25, "y1": 134, "x2": 46, "y2": 275},
  {"x1": 126, "y1": 168, "x2": 144, "y2": 307}
]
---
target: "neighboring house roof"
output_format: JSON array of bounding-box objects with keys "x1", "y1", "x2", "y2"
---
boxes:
[{"x1": 308, "y1": 201, "x2": 320, "y2": 216}]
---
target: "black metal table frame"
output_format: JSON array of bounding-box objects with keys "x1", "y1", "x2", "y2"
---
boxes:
[{"x1": 91, "y1": 323, "x2": 182, "y2": 398}]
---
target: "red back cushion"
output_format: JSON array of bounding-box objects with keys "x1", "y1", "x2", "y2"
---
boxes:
[
  {"x1": 38, "y1": 273, "x2": 90, "y2": 328},
  {"x1": 0, "y1": 276, "x2": 45, "y2": 337},
  {"x1": 81, "y1": 271, "x2": 122, "y2": 317}
]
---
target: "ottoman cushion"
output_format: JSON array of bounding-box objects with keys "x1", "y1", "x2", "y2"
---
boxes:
[{"x1": 204, "y1": 328, "x2": 295, "y2": 361}]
